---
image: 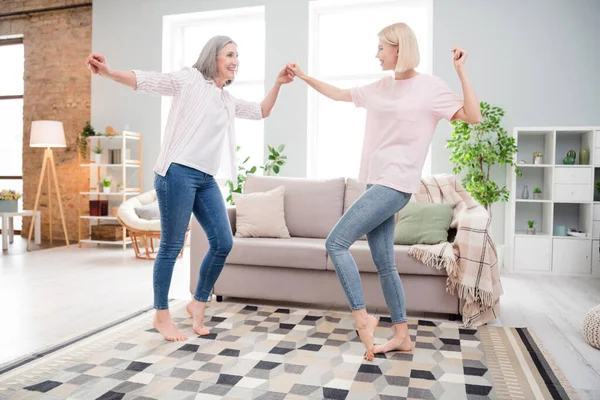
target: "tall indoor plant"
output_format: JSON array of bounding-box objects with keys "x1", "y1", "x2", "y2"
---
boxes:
[{"x1": 446, "y1": 101, "x2": 520, "y2": 216}]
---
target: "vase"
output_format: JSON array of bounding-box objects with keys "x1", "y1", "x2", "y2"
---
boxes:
[
  {"x1": 533, "y1": 192, "x2": 542, "y2": 200},
  {"x1": 533, "y1": 156, "x2": 543, "y2": 164},
  {"x1": 94, "y1": 153, "x2": 101, "y2": 164},
  {"x1": 527, "y1": 227, "x2": 536, "y2": 235},
  {"x1": 521, "y1": 185, "x2": 529, "y2": 199},
  {"x1": 0, "y1": 200, "x2": 17, "y2": 212},
  {"x1": 563, "y1": 149, "x2": 576, "y2": 165},
  {"x1": 103, "y1": 186, "x2": 111, "y2": 194},
  {"x1": 580, "y1": 147, "x2": 590, "y2": 165}
]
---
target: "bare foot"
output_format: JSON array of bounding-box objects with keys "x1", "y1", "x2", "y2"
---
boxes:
[
  {"x1": 186, "y1": 300, "x2": 211, "y2": 336},
  {"x1": 153, "y1": 310, "x2": 188, "y2": 342},
  {"x1": 355, "y1": 315, "x2": 379, "y2": 361},
  {"x1": 374, "y1": 334, "x2": 414, "y2": 354}
]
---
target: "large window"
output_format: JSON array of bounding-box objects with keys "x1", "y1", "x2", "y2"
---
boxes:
[
  {"x1": 163, "y1": 7, "x2": 266, "y2": 178},
  {"x1": 308, "y1": 0, "x2": 433, "y2": 179},
  {"x1": 0, "y1": 37, "x2": 24, "y2": 231}
]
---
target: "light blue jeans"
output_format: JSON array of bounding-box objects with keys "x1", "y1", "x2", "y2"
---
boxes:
[
  {"x1": 325, "y1": 184, "x2": 411, "y2": 324},
  {"x1": 153, "y1": 163, "x2": 233, "y2": 310}
]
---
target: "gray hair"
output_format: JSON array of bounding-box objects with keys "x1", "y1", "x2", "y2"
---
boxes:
[{"x1": 192, "y1": 35, "x2": 236, "y2": 86}]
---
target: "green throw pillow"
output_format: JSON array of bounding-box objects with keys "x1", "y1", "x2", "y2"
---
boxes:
[{"x1": 394, "y1": 203, "x2": 454, "y2": 245}]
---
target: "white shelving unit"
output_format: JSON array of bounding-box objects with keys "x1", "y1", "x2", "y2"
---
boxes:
[
  {"x1": 505, "y1": 126, "x2": 600, "y2": 276},
  {"x1": 78, "y1": 131, "x2": 143, "y2": 249}
]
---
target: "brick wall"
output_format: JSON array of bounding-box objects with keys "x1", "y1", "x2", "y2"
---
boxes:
[{"x1": 0, "y1": 0, "x2": 91, "y2": 242}]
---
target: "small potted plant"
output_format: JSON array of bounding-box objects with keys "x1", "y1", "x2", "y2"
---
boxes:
[
  {"x1": 527, "y1": 220, "x2": 536, "y2": 235},
  {"x1": 93, "y1": 145, "x2": 103, "y2": 164},
  {"x1": 76, "y1": 121, "x2": 96, "y2": 159},
  {"x1": 101, "y1": 176, "x2": 112, "y2": 193},
  {"x1": 533, "y1": 187, "x2": 542, "y2": 200},
  {"x1": 533, "y1": 152, "x2": 543, "y2": 164},
  {"x1": 0, "y1": 189, "x2": 21, "y2": 212}
]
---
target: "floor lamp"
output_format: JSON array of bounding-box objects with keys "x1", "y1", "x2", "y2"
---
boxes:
[{"x1": 27, "y1": 120, "x2": 70, "y2": 250}]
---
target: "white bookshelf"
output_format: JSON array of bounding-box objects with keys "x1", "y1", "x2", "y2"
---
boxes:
[
  {"x1": 505, "y1": 126, "x2": 600, "y2": 276},
  {"x1": 78, "y1": 131, "x2": 143, "y2": 249}
]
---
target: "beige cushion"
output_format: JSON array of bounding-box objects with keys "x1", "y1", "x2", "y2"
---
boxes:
[
  {"x1": 325, "y1": 240, "x2": 447, "y2": 276},
  {"x1": 228, "y1": 237, "x2": 327, "y2": 270},
  {"x1": 134, "y1": 201, "x2": 160, "y2": 220},
  {"x1": 244, "y1": 174, "x2": 345, "y2": 239},
  {"x1": 233, "y1": 186, "x2": 290, "y2": 238},
  {"x1": 118, "y1": 190, "x2": 161, "y2": 231},
  {"x1": 343, "y1": 178, "x2": 367, "y2": 240},
  {"x1": 343, "y1": 178, "x2": 367, "y2": 213}
]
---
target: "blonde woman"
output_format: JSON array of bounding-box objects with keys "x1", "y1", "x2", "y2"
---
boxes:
[
  {"x1": 87, "y1": 36, "x2": 293, "y2": 342},
  {"x1": 287, "y1": 23, "x2": 481, "y2": 360}
]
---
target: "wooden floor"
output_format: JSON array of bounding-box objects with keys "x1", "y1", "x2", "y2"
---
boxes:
[{"x1": 1, "y1": 238, "x2": 599, "y2": 398}]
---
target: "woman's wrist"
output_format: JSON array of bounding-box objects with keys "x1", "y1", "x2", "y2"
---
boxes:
[{"x1": 455, "y1": 64, "x2": 467, "y2": 77}]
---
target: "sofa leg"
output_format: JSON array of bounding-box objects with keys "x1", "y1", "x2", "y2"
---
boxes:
[{"x1": 216, "y1": 295, "x2": 223, "y2": 302}]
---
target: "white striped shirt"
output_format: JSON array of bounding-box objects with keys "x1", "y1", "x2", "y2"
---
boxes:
[{"x1": 132, "y1": 67, "x2": 263, "y2": 188}]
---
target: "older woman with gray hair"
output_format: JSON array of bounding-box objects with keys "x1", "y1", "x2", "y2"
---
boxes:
[{"x1": 86, "y1": 35, "x2": 293, "y2": 342}]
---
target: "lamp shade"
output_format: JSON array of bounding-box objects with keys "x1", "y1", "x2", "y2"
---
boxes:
[{"x1": 30, "y1": 120, "x2": 66, "y2": 148}]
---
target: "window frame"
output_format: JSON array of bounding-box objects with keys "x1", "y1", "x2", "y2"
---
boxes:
[{"x1": 0, "y1": 36, "x2": 24, "y2": 232}]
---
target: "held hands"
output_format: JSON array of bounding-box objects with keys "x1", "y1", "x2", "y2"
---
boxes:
[
  {"x1": 277, "y1": 66, "x2": 294, "y2": 85},
  {"x1": 451, "y1": 47, "x2": 468, "y2": 70},
  {"x1": 285, "y1": 63, "x2": 305, "y2": 79},
  {"x1": 86, "y1": 53, "x2": 111, "y2": 76}
]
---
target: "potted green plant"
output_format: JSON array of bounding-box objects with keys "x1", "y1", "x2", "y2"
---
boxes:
[
  {"x1": 76, "y1": 121, "x2": 96, "y2": 159},
  {"x1": 533, "y1": 152, "x2": 543, "y2": 164},
  {"x1": 263, "y1": 145, "x2": 288, "y2": 176},
  {"x1": 225, "y1": 144, "x2": 288, "y2": 205},
  {"x1": 101, "y1": 177, "x2": 112, "y2": 193},
  {"x1": 93, "y1": 145, "x2": 103, "y2": 164},
  {"x1": 0, "y1": 189, "x2": 21, "y2": 212},
  {"x1": 527, "y1": 220, "x2": 536, "y2": 235},
  {"x1": 446, "y1": 101, "x2": 521, "y2": 217},
  {"x1": 533, "y1": 187, "x2": 542, "y2": 200}
]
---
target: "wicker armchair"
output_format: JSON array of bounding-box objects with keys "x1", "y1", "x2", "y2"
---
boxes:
[{"x1": 117, "y1": 190, "x2": 190, "y2": 260}]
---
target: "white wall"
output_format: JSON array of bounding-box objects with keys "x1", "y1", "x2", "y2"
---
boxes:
[
  {"x1": 431, "y1": 0, "x2": 600, "y2": 243},
  {"x1": 92, "y1": 0, "x2": 600, "y2": 244}
]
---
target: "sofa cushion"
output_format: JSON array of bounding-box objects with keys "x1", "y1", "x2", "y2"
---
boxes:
[
  {"x1": 343, "y1": 178, "x2": 367, "y2": 213},
  {"x1": 394, "y1": 203, "x2": 454, "y2": 245},
  {"x1": 228, "y1": 237, "x2": 327, "y2": 270},
  {"x1": 326, "y1": 241, "x2": 447, "y2": 276},
  {"x1": 134, "y1": 201, "x2": 160, "y2": 220},
  {"x1": 244, "y1": 174, "x2": 345, "y2": 239},
  {"x1": 233, "y1": 186, "x2": 291, "y2": 238},
  {"x1": 343, "y1": 178, "x2": 367, "y2": 240}
]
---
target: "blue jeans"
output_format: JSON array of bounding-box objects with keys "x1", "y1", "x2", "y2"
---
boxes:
[
  {"x1": 326, "y1": 184, "x2": 411, "y2": 324},
  {"x1": 153, "y1": 163, "x2": 233, "y2": 310}
]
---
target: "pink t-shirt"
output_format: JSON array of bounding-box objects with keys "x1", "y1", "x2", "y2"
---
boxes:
[{"x1": 350, "y1": 74, "x2": 463, "y2": 194}]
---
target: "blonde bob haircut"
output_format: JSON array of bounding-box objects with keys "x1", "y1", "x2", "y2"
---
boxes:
[{"x1": 378, "y1": 23, "x2": 420, "y2": 73}]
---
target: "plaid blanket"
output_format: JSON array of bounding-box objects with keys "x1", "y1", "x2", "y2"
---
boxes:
[{"x1": 408, "y1": 174, "x2": 503, "y2": 327}]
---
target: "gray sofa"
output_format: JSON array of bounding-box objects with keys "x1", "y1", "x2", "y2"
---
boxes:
[{"x1": 190, "y1": 174, "x2": 460, "y2": 317}]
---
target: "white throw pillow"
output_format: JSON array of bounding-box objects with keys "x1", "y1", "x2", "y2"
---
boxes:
[
  {"x1": 134, "y1": 201, "x2": 160, "y2": 220},
  {"x1": 233, "y1": 186, "x2": 290, "y2": 238}
]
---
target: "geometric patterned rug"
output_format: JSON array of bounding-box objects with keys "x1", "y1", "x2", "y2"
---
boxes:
[{"x1": 0, "y1": 301, "x2": 577, "y2": 400}]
